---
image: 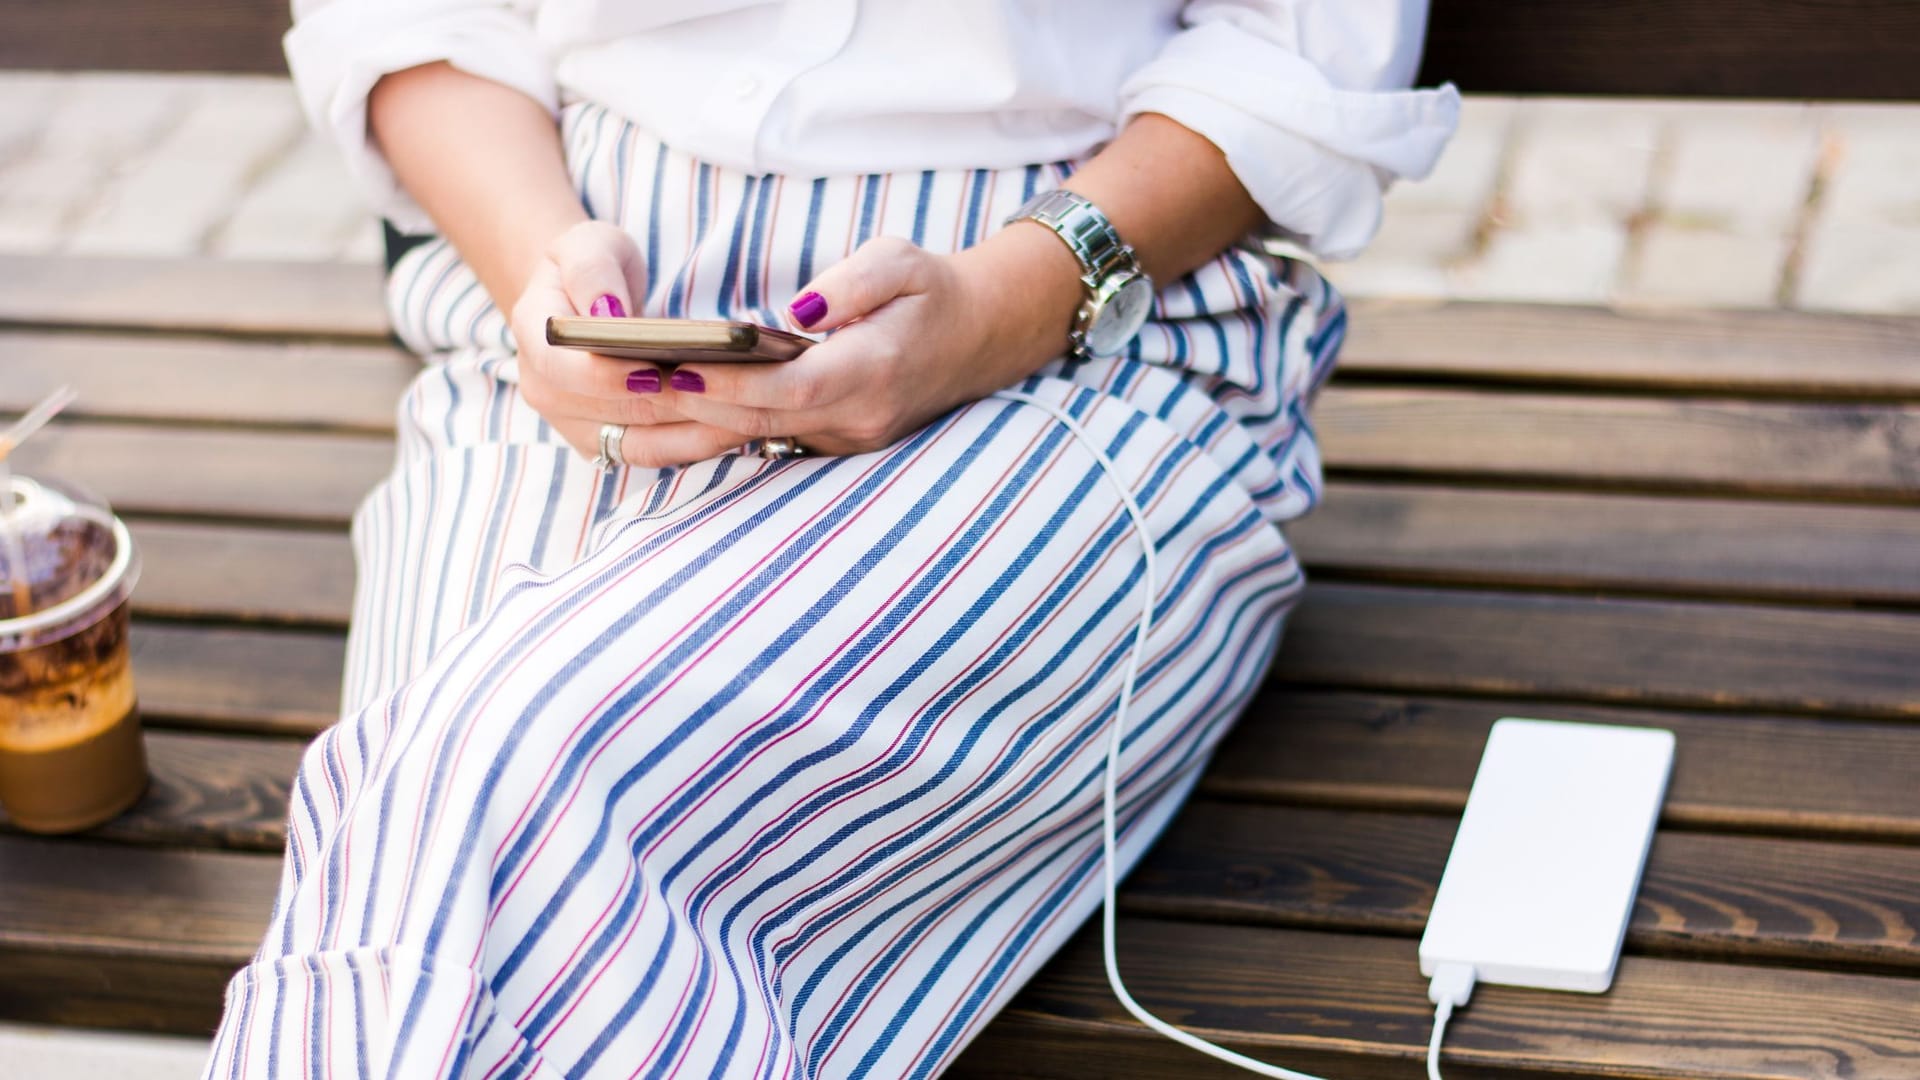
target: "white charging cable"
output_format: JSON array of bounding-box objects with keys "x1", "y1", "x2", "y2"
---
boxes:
[{"x1": 992, "y1": 389, "x2": 1470, "y2": 1080}]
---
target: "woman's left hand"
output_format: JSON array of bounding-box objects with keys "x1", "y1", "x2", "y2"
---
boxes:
[{"x1": 655, "y1": 230, "x2": 1082, "y2": 458}]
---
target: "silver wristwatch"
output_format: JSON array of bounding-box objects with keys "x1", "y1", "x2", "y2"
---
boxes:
[{"x1": 1006, "y1": 189, "x2": 1154, "y2": 361}]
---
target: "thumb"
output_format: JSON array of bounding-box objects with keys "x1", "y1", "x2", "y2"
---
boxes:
[
  {"x1": 551, "y1": 221, "x2": 648, "y2": 318},
  {"x1": 784, "y1": 235, "x2": 923, "y2": 333}
]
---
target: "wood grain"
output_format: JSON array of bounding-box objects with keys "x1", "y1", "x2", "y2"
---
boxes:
[
  {"x1": 16, "y1": 392, "x2": 1920, "y2": 538},
  {"x1": 1315, "y1": 387, "x2": 1920, "y2": 501},
  {"x1": 12, "y1": 0, "x2": 1920, "y2": 100},
  {"x1": 0, "y1": 256, "x2": 389, "y2": 339},
  {"x1": 1206, "y1": 689, "x2": 1920, "y2": 841},
  {"x1": 0, "y1": 835, "x2": 271, "y2": 963},
  {"x1": 0, "y1": 835, "x2": 270, "y2": 1032},
  {"x1": 0, "y1": 329, "x2": 413, "y2": 431},
  {"x1": 1415, "y1": 0, "x2": 1920, "y2": 100},
  {"x1": 7, "y1": 420, "x2": 392, "y2": 524},
  {"x1": 1291, "y1": 482, "x2": 1920, "y2": 604},
  {"x1": 113, "y1": 486, "x2": 1920, "y2": 637},
  {"x1": 1339, "y1": 302, "x2": 1920, "y2": 399},
  {"x1": 1126, "y1": 802, "x2": 1920, "y2": 972},
  {"x1": 953, "y1": 920, "x2": 1920, "y2": 1079},
  {"x1": 134, "y1": 622, "x2": 344, "y2": 735},
  {"x1": 132, "y1": 520, "x2": 354, "y2": 627},
  {"x1": 0, "y1": 0, "x2": 288, "y2": 75},
  {"x1": 1276, "y1": 583, "x2": 1920, "y2": 719},
  {"x1": 0, "y1": 731, "x2": 304, "y2": 851},
  {"x1": 58, "y1": 685, "x2": 1920, "y2": 855},
  {"x1": 117, "y1": 580, "x2": 1920, "y2": 738}
]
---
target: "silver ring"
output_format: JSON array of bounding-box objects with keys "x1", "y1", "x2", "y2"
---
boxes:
[
  {"x1": 758, "y1": 436, "x2": 809, "y2": 460},
  {"x1": 592, "y1": 423, "x2": 627, "y2": 471}
]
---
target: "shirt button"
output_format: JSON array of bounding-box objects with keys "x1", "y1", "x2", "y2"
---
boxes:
[{"x1": 730, "y1": 75, "x2": 760, "y2": 99}]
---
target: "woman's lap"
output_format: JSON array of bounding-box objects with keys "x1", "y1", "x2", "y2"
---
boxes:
[
  {"x1": 208, "y1": 105, "x2": 1339, "y2": 1079},
  {"x1": 217, "y1": 376, "x2": 1300, "y2": 1078}
]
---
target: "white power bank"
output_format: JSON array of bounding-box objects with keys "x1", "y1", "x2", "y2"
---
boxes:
[{"x1": 1419, "y1": 718, "x2": 1674, "y2": 993}]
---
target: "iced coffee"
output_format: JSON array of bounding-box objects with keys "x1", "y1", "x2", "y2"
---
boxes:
[{"x1": 0, "y1": 475, "x2": 145, "y2": 833}]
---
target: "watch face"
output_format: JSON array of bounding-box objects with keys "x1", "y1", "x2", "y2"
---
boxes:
[{"x1": 1087, "y1": 275, "x2": 1155, "y2": 356}]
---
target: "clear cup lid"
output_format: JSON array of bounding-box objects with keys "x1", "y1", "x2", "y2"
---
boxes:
[{"x1": 0, "y1": 474, "x2": 139, "y2": 650}]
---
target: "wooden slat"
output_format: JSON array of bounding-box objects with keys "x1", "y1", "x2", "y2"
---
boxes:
[
  {"x1": 953, "y1": 920, "x2": 1920, "y2": 1079},
  {"x1": 8, "y1": 260, "x2": 1920, "y2": 404},
  {"x1": 0, "y1": 329, "x2": 413, "y2": 431},
  {"x1": 1206, "y1": 689, "x2": 1920, "y2": 841},
  {"x1": 119, "y1": 581, "x2": 1920, "y2": 741},
  {"x1": 8, "y1": 421, "x2": 391, "y2": 524},
  {"x1": 1341, "y1": 303, "x2": 1920, "y2": 399},
  {"x1": 116, "y1": 488, "x2": 1920, "y2": 636},
  {"x1": 1316, "y1": 387, "x2": 1920, "y2": 500},
  {"x1": 1276, "y1": 583, "x2": 1920, "y2": 719},
  {"x1": 0, "y1": 0, "x2": 288, "y2": 75},
  {"x1": 1291, "y1": 482, "x2": 1920, "y2": 604},
  {"x1": 15, "y1": 392, "x2": 1920, "y2": 535},
  {"x1": 0, "y1": 731, "x2": 303, "y2": 851},
  {"x1": 9, "y1": 833, "x2": 1920, "y2": 1076},
  {"x1": 132, "y1": 520, "x2": 354, "y2": 626},
  {"x1": 0, "y1": 255, "x2": 388, "y2": 339},
  {"x1": 60, "y1": 691, "x2": 1920, "y2": 857},
  {"x1": 0, "y1": 835, "x2": 269, "y2": 1031},
  {"x1": 1126, "y1": 803, "x2": 1920, "y2": 972},
  {"x1": 1415, "y1": 0, "x2": 1920, "y2": 100},
  {"x1": 134, "y1": 622, "x2": 343, "y2": 736},
  {"x1": 0, "y1": 836, "x2": 269, "y2": 964},
  {"x1": 11, "y1": 0, "x2": 1920, "y2": 101}
]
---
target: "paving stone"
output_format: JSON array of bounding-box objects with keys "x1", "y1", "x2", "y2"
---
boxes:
[
  {"x1": 65, "y1": 78, "x2": 304, "y2": 257},
  {"x1": 0, "y1": 72, "x2": 68, "y2": 161},
  {"x1": 210, "y1": 132, "x2": 371, "y2": 261},
  {"x1": 1504, "y1": 99, "x2": 1659, "y2": 226},
  {"x1": 338, "y1": 217, "x2": 387, "y2": 264},
  {"x1": 1450, "y1": 222, "x2": 1628, "y2": 304},
  {"x1": 1816, "y1": 107, "x2": 1920, "y2": 228},
  {"x1": 0, "y1": 73, "x2": 193, "y2": 252},
  {"x1": 1386, "y1": 95, "x2": 1514, "y2": 214},
  {"x1": 0, "y1": 1022, "x2": 209, "y2": 1080},
  {"x1": 1656, "y1": 109, "x2": 1819, "y2": 232},
  {"x1": 1795, "y1": 221, "x2": 1920, "y2": 314},
  {"x1": 1355, "y1": 207, "x2": 1480, "y2": 264},
  {"x1": 1619, "y1": 226, "x2": 1790, "y2": 309},
  {"x1": 1322, "y1": 258, "x2": 1451, "y2": 301}
]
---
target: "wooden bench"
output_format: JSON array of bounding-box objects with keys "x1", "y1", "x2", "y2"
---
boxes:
[{"x1": 4, "y1": 3, "x2": 1920, "y2": 1076}]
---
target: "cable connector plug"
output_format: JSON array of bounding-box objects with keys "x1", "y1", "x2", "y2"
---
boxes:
[{"x1": 1425, "y1": 963, "x2": 1476, "y2": 1080}]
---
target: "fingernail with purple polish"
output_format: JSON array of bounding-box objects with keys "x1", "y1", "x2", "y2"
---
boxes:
[
  {"x1": 590, "y1": 294, "x2": 626, "y2": 318},
  {"x1": 789, "y1": 291, "x2": 827, "y2": 328},
  {"x1": 669, "y1": 370, "x2": 705, "y2": 393},
  {"x1": 626, "y1": 368, "x2": 661, "y2": 394}
]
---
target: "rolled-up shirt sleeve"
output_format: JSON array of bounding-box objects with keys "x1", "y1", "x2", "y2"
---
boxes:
[
  {"x1": 1118, "y1": 0, "x2": 1460, "y2": 259},
  {"x1": 284, "y1": 0, "x2": 556, "y2": 231}
]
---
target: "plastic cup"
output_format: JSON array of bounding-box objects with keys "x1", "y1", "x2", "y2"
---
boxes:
[{"x1": 0, "y1": 474, "x2": 145, "y2": 833}]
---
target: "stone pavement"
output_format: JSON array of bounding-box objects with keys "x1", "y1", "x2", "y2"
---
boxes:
[{"x1": 2, "y1": 71, "x2": 1918, "y2": 313}]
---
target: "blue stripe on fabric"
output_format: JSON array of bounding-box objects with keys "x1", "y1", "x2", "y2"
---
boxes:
[
  {"x1": 796, "y1": 178, "x2": 828, "y2": 289},
  {"x1": 644, "y1": 142, "x2": 669, "y2": 292},
  {"x1": 519, "y1": 410, "x2": 1041, "y2": 1069},
  {"x1": 714, "y1": 174, "x2": 757, "y2": 318},
  {"x1": 909, "y1": 170, "x2": 935, "y2": 247},
  {"x1": 898, "y1": 568, "x2": 1300, "y2": 1074},
  {"x1": 802, "y1": 497, "x2": 1285, "y2": 1069}
]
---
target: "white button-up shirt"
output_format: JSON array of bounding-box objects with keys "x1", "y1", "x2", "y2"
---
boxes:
[{"x1": 286, "y1": 0, "x2": 1459, "y2": 259}]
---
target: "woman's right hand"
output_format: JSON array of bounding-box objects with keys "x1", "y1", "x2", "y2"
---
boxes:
[{"x1": 509, "y1": 221, "x2": 753, "y2": 468}]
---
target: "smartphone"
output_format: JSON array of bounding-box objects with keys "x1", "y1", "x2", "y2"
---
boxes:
[{"x1": 545, "y1": 316, "x2": 813, "y2": 363}]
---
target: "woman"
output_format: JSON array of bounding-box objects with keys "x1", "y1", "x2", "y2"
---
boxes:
[{"x1": 207, "y1": 2, "x2": 1455, "y2": 1076}]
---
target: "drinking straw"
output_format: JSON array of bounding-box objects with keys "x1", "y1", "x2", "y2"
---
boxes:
[
  {"x1": 0, "y1": 385, "x2": 77, "y2": 462},
  {"x1": 0, "y1": 386, "x2": 77, "y2": 615}
]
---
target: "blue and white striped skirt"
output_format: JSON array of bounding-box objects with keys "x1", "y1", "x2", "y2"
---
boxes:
[{"x1": 205, "y1": 101, "x2": 1344, "y2": 1080}]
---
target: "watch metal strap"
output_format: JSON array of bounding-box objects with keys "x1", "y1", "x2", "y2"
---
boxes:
[{"x1": 1007, "y1": 189, "x2": 1139, "y2": 281}]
